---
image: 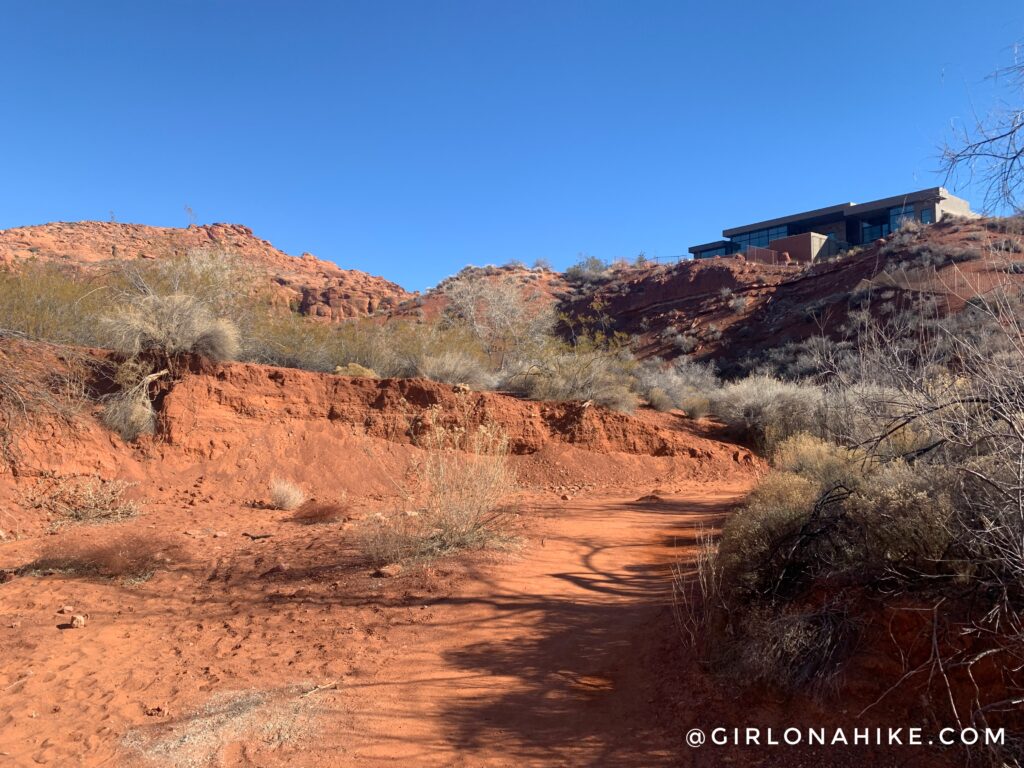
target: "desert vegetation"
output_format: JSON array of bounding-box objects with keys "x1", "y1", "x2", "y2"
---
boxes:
[
  {"x1": 24, "y1": 530, "x2": 178, "y2": 582},
  {"x1": 674, "y1": 253, "x2": 1024, "y2": 754},
  {"x1": 358, "y1": 416, "x2": 517, "y2": 566},
  {"x1": 269, "y1": 478, "x2": 307, "y2": 511}
]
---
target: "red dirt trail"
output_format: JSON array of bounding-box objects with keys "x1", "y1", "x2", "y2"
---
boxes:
[
  {"x1": 0, "y1": 485, "x2": 748, "y2": 767},
  {"x1": 312, "y1": 488, "x2": 749, "y2": 767}
]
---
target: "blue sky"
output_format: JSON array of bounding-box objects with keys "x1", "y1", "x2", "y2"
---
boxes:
[{"x1": 1, "y1": 2, "x2": 1021, "y2": 290}]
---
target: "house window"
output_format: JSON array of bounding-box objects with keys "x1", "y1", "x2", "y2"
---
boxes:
[
  {"x1": 862, "y1": 221, "x2": 890, "y2": 242},
  {"x1": 919, "y1": 208, "x2": 935, "y2": 224},
  {"x1": 731, "y1": 225, "x2": 788, "y2": 250},
  {"x1": 696, "y1": 247, "x2": 726, "y2": 259},
  {"x1": 889, "y1": 204, "x2": 915, "y2": 231}
]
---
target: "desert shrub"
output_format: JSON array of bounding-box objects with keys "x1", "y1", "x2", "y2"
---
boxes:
[
  {"x1": 716, "y1": 471, "x2": 818, "y2": 600},
  {"x1": 0, "y1": 263, "x2": 112, "y2": 346},
  {"x1": 25, "y1": 530, "x2": 179, "y2": 581},
  {"x1": 0, "y1": 340, "x2": 90, "y2": 470},
  {"x1": 415, "y1": 422, "x2": 516, "y2": 554},
  {"x1": 728, "y1": 295, "x2": 749, "y2": 313},
  {"x1": 21, "y1": 475, "x2": 139, "y2": 526},
  {"x1": 102, "y1": 388, "x2": 157, "y2": 442},
  {"x1": 269, "y1": 478, "x2": 306, "y2": 511},
  {"x1": 771, "y1": 433, "x2": 866, "y2": 491},
  {"x1": 247, "y1": 312, "x2": 342, "y2": 371},
  {"x1": 357, "y1": 421, "x2": 516, "y2": 564},
  {"x1": 848, "y1": 463, "x2": 956, "y2": 572},
  {"x1": 635, "y1": 357, "x2": 718, "y2": 414},
  {"x1": 103, "y1": 294, "x2": 240, "y2": 361},
  {"x1": 441, "y1": 272, "x2": 554, "y2": 368},
  {"x1": 675, "y1": 333, "x2": 698, "y2": 353},
  {"x1": 708, "y1": 375, "x2": 825, "y2": 451},
  {"x1": 334, "y1": 362, "x2": 378, "y2": 378},
  {"x1": 418, "y1": 349, "x2": 496, "y2": 390},
  {"x1": 727, "y1": 603, "x2": 855, "y2": 694},
  {"x1": 100, "y1": 360, "x2": 167, "y2": 441},
  {"x1": 357, "y1": 512, "x2": 424, "y2": 566},
  {"x1": 564, "y1": 255, "x2": 609, "y2": 285},
  {"x1": 506, "y1": 344, "x2": 638, "y2": 411},
  {"x1": 647, "y1": 386, "x2": 674, "y2": 412},
  {"x1": 672, "y1": 526, "x2": 723, "y2": 649},
  {"x1": 291, "y1": 499, "x2": 349, "y2": 525}
]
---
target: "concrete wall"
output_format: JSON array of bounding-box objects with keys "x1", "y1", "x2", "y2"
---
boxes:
[
  {"x1": 768, "y1": 232, "x2": 831, "y2": 263},
  {"x1": 936, "y1": 196, "x2": 976, "y2": 220}
]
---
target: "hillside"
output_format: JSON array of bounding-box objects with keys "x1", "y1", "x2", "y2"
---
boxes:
[{"x1": 0, "y1": 221, "x2": 413, "y2": 320}]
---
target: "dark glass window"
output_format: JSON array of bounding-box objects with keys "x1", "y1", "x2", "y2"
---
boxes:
[
  {"x1": 919, "y1": 208, "x2": 935, "y2": 224},
  {"x1": 730, "y1": 224, "x2": 787, "y2": 251},
  {"x1": 696, "y1": 247, "x2": 726, "y2": 259},
  {"x1": 889, "y1": 204, "x2": 915, "y2": 231},
  {"x1": 862, "y1": 221, "x2": 890, "y2": 241}
]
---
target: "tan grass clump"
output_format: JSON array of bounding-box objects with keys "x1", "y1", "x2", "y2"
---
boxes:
[
  {"x1": 103, "y1": 294, "x2": 240, "y2": 361},
  {"x1": 357, "y1": 419, "x2": 517, "y2": 565},
  {"x1": 269, "y1": 478, "x2": 306, "y2": 511}
]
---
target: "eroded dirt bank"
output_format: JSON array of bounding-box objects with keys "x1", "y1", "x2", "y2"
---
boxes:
[{"x1": 0, "y1": 344, "x2": 763, "y2": 766}]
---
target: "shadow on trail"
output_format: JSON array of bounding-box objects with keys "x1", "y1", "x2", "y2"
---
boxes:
[{"x1": 431, "y1": 495, "x2": 738, "y2": 767}]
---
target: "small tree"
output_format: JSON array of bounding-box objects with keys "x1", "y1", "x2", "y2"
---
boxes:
[
  {"x1": 943, "y1": 56, "x2": 1024, "y2": 213},
  {"x1": 442, "y1": 273, "x2": 554, "y2": 369}
]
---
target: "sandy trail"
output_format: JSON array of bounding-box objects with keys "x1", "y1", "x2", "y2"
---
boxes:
[
  {"x1": 310, "y1": 485, "x2": 748, "y2": 767},
  {"x1": 0, "y1": 481, "x2": 749, "y2": 768}
]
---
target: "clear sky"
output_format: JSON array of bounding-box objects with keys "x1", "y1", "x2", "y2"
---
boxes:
[{"x1": 1, "y1": 2, "x2": 1022, "y2": 290}]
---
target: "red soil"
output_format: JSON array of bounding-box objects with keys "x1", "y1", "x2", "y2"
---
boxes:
[{"x1": 0, "y1": 339, "x2": 769, "y2": 766}]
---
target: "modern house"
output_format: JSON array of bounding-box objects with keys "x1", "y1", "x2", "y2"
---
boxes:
[{"x1": 688, "y1": 187, "x2": 974, "y2": 263}]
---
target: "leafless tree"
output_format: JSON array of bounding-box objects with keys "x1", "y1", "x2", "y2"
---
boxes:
[
  {"x1": 943, "y1": 52, "x2": 1024, "y2": 213},
  {"x1": 442, "y1": 272, "x2": 554, "y2": 368}
]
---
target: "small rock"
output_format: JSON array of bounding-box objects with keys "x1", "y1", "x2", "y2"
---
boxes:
[
  {"x1": 213, "y1": 531, "x2": 228, "y2": 538},
  {"x1": 57, "y1": 605, "x2": 74, "y2": 615},
  {"x1": 373, "y1": 563, "x2": 403, "y2": 578},
  {"x1": 144, "y1": 703, "x2": 168, "y2": 717},
  {"x1": 69, "y1": 615, "x2": 86, "y2": 629},
  {"x1": 560, "y1": 494, "x2": 571, "y2": 501}
]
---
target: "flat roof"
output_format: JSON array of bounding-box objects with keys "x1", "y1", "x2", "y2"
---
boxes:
[
  {"x1": 687, "y1": 239, "x2": 732, "y2": 253},
  {"x1": 722, "y1": 187, "x2": 960, "y2": 237}
]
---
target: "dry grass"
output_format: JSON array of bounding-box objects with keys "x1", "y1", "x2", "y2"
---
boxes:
[
  {"x1": 21, "y1": 475, "x2": 139, "y2": 526},
  {"x1": 334, "y1": 362, "x2": 378, "y2": 378},
  {"x1": 25, "y1": 530, "x2": 179, "y2": 581},
  {"x1": 269, "y1": 479, "x2": 306, "y2": 511},
  {"x1": 0, "y1": 340, "x2": 91, "y2": 471},
  {"x1": 672, "y1": 526, "x2": 722, "y2": 649},
  {"x1": 103, "y1": 294, "x2": 241, "y2": 361},
  {"x1": 708, "y1": 375, "x2": 825, "y2": 451},
  {"x1": 290, "y1": 499, "x2": 349, "y2": 525},
  {"x1": 357, "y1": 419, "x2": 517, "y2": 565}
]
